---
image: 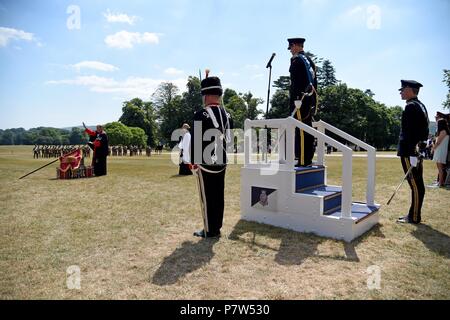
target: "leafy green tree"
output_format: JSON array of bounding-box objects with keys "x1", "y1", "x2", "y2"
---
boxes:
[
  {"x1": 104, "y1": 122, "x2": 133, "y2": 145},
  {"x1": 318, "y1": 84, "x2": 369, "y2": 141},
  {"x1": 223, "y1": 88, "x2": 239, "y2": 106},
  {"x1": 153, "y1": 82, "x2": 183, "y2": 147},
  {"x1": 69, "y1": 127, "x2": 86, "y2": 145},
  {"x1": 119, "y1": 98, "x2": 157, "y2": 146},
  {"x1": 224, "y1": 94, "x2": 247, "y2": 129},
  {"x1": 319, "y1": 59, "x2": 338, "y2": 88},
  {"x1": 0, "y1": 130, "x2": 15, "y2": 145},
  {"x1": 242, "y1": 92, "x2": 263, "y2": 120},
  {"x1": 272, "y1": 76, "x2": 290, "y2": 91},
  {"x1": 120, "y1": 99, "x2": 147, "y2": 128},
  {"x1": 181, "y1": 76, "x2": 203, "y2": 125},
  {"x1": 129, "y1": 127, "x2": 147, "y2": 147},
  {"x1": 266, "y1": 89, "x2": 290, "y2": 119},
  {"x1": 318, "y1": 83, "x2": 403, "y2": 150},
  {"x1": 385, "y1": 106, "x2": 403, "y2": 149}
]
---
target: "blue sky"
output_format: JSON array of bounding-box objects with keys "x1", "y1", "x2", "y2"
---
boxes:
[{"x1": 0, "y1": 0, "x2": 449, "y2": 129}]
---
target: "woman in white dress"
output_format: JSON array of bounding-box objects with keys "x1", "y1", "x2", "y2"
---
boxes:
[{"x1": 432, "y1": 112, "x2": 450, "y2": 187}]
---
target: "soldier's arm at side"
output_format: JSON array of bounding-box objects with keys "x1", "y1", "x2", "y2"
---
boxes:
[{"x1": 402, "y1": 103, "x2": 418, "y2": 149}]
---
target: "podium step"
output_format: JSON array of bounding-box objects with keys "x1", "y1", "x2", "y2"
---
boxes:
[
  {"x1": 295, "y1": 165, "x2": 325, "y2": 191},
  {"x1": 325, "y1": 202, "x2": 380, "y2": 223},
  {"x1": 297, "y1": 185, "x2": 342, "y2": 214}
]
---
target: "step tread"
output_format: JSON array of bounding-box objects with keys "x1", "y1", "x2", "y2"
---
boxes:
[
  {"x1": 325, "y1": 202, "x2": 380, "y2": 222},
  {"x1": 295, "y1": 165, "x2": 325, "y2": 173},
  {"x1": 299, "y1": 185, "x2": 342, "y2": 197}
]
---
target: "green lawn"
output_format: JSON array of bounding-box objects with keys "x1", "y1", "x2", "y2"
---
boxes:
[{"x1": 0, "y1": 146, "x2": 449, "y2": 299}]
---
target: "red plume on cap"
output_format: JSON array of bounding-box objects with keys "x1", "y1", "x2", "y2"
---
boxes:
[{"x1": 205, "y1": 69, "x2": 210, "y2": 78}]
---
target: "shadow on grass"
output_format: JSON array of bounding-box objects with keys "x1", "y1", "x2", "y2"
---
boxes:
[
  {"x1": 151, "y1": 238, "x2": 219, "y2": 286},
  {"x1": 228, "y1": 220, "x2": 386, "y2": 266},
  {"x1": 412, "y1": 224, "x2": 450, "y2": 259},
  {"x1": 169, "y1": 174, "x2": 192, "y2": 179}
]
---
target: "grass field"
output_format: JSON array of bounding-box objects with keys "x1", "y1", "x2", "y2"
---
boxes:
[{"x1": 0, "y1": 146, "x2": 449, "y2": 299}]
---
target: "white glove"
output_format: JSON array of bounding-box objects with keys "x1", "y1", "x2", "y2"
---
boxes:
[
  {"x1": 409, "y1": 156, "x2": 418, "y2": 167},
  {"x1": 294, "y1": 100, "x2": 302, "y2": 109}
]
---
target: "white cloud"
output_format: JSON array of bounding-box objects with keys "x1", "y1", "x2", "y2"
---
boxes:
[
  {"x1": 347, "y1": 6, "x2": 363, "y2": 17},
  {"x1": 46, "y1": 75, "x2": 116, "y2": 87},
  {"x1": 72, "y1": 61, "x2": 119, "y2": 72},
  {"x1": 245, "y1": 64, "x2": 260, "y2": 70},
  {"x1": 46, "y1": 75, "x2": 187, "y2": 99},
  {"x1": 0, "y1": 27, "x2": 41, "y2": 47},
  {"x1": 251, "y1": 74, "x2": 264, "y2": 80},
  {"x1": 103, "y1": 9, "x2": 139, "y2": 25},
  {"x1": 104, "y1": 31, "x2": 160, "y2": 49},
  {"x1": 164, "y1": 67, "x2": 184, "y2": 76},
  {"x1": 301, "y1": 0, "x2": 330, "y2": 6},
  {"x1": 334, "y1": 5, "x2": 373, "y2": 29}
]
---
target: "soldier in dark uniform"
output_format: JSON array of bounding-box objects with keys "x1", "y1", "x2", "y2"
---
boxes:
[
  {"x1": 189, "y1": 71, "x2": 233, "y2": 238},
  {"x1": 288, "y1": 37, "x2": 318, "y2": 167},
  {"x1": 397, "y1": 80, "x2": 429, "y2": 224},
  {"x1": 84, "y1": 123, "x2": 109, "y2": 176}
]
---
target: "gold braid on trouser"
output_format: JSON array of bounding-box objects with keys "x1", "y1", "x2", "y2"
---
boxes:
[
  {"x1": 404, "y1": 158, "x2": 420, "y2": 222},
  {"x1": 296, "y1": 108, "x2": 305, "y2": 166},
  {"x1": 195, "y1": 169, "x2": 209, "y2": 233}
]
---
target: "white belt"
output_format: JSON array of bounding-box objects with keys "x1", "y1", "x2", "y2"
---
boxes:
[{"x1": 198, "y1": 164, "x2": 226, "y2": 174}]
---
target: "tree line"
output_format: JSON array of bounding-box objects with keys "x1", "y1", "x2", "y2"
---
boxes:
[
  {"x1": 116, "y1": 76, "x2": 264, "y2": 148},
  {"x1": 1, "y1": 61, "x2": 447, "y2": 150},
  {"x1": 0, "y1": 127, "x2": 87, "y2": 145},
  {"x1": 266, "y1": 55, "x2": 447, "y2": 150}
]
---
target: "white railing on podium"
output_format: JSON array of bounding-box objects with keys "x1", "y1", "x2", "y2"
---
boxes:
[
  {"x1": 313, "y1": 120, "x2": 376, "y2": 206},
  {"x1": 244, "y1": 117, "x2": 354, "y2": 219}
]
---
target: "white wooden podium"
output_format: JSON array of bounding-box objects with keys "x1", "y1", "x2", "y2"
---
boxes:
[{"x1": 240, "y1": 118, "x2": 380, "y2": 242}]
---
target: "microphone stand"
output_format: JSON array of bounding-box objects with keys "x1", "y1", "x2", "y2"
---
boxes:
[
  {"x1": 265, "y1": 55, "x2": 275, "y2": 163},
  {"x1": 265, "y1": 63, "x2": 273, "y2": 118}
]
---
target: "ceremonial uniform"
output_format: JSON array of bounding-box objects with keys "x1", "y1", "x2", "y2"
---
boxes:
[
  {"x1": 85, "y1": 127, "x2": 109, "y2": 176},
  {"x1": 288, "y1": 38, "x2": 318, "y2": 167},
  {"x1": 190, "y1": 75, "x2": 233, "y2": 238},
  {"x1": 397, "y1": 80, "x2": 429, "y2": 224}
]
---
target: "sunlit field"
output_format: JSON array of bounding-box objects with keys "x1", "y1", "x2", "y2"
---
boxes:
[{"x1": 0, "y1": 146, "x2": 448, "y2": 299}]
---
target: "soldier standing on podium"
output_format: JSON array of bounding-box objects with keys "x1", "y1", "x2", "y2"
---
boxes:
[{"x1": 288, "y1": 37, "x2": 318, "y2": 167}]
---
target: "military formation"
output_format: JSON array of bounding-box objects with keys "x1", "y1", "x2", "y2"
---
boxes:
[
  {"x1": 109, "y1": 145, "x2": 153, "y2": 157},
  {"x1": 32, "y1": 144, "x2": 91, "y2": 159},
  {"x1": 32, "y1": 144, "x2": 157, "y2": 158}
]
